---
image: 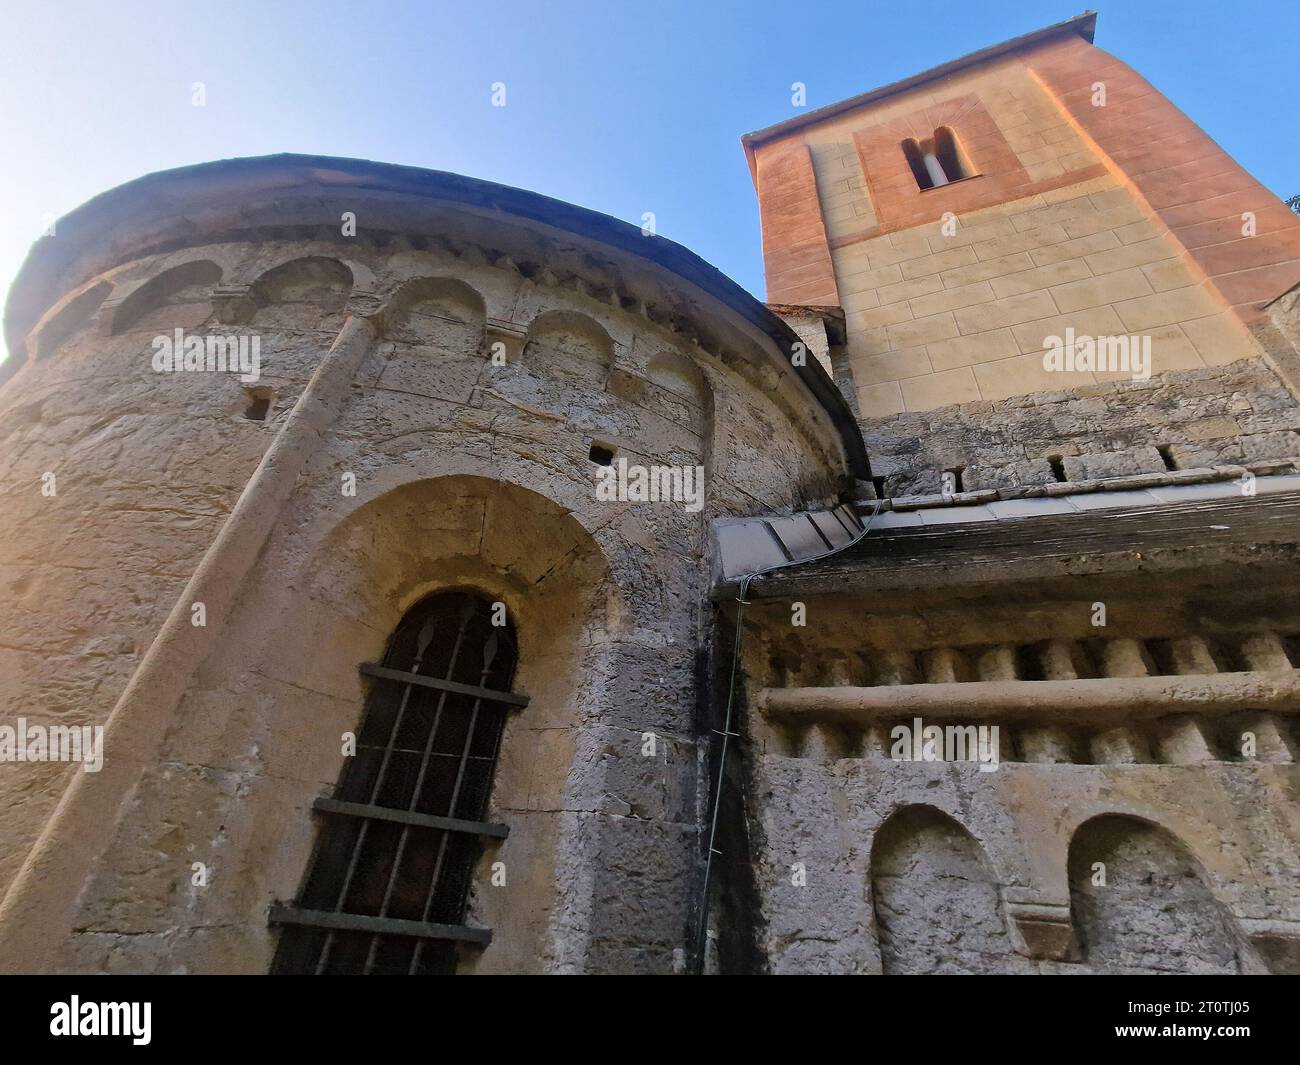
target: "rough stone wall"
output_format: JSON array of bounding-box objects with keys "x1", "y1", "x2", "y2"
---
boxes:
[
  {"x1": 0, "y1": 214, "x2": 850, "y2": 973},
  {"x1": 861, "y1": 357, "x2": 1300, "y2": 497},
  {"x1": 0, "y1": 249, "x2": 288, "y2": 897},
  {"x1": 734, "y1": 571, "x2": 1300, "y2": 975},
  {"x1": 745, "y1": 740, "x2": 1293, "y2": 975}
]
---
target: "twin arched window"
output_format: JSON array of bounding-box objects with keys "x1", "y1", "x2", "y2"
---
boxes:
[
  {"x1": 901, "y1": 127, "x2": 975, "y2": 190},
  {"x1": 272, "y1": 591, "x2": 521, "y2": 975}
]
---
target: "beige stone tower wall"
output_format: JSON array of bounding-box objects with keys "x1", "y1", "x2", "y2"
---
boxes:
[
  {"x1": 801, "y1": 55, "x2": 1261, "y2": 415},
  {"x1": 745, "y1": 16, "x2": 1300, "y2": 498}
]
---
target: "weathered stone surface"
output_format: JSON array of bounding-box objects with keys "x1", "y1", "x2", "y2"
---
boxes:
[
  {"x1": 1061, "y1": 445, "x2": 1166, "y2": 482},
  {"x1": 856, "y1": 360, "x2": 1300, "y2": 496},
  {"x1": 1068, "y1": 816, "x2": 1242, "y2": 973},
  {"x1": 871, "y1": 806, "x2": 1036, "y2": 974},
  {"x1": 7, "y1": 13, "x2": 1300, "y2": 979},
  {"x1": 0, "y1": 158, "x2": 855, "y2": 975}
]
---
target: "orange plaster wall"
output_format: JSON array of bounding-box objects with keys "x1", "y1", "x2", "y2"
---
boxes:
[
  {"x1": 754, "y1": 139, "x2": 839, "y2": 305},
  {"x1": 750, "y1": 30, "x2": 1300, "y2": 328},
  {"x1": 1018, "y1": 34, "x2": 1300, "y2": 324}
]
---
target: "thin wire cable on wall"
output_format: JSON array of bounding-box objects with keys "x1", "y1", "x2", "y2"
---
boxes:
[{"x1": 692, "y1": 498, "x2": 883, "y2": 972}]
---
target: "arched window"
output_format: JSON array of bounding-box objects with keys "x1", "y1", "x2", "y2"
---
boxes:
[
  {"x1": 272, "y1": 591, "x2": 523, "y2": 974},
  {"x1": 934, "y1": 127, "x2": 972, "y2": 184},
  {"x1": 901, "y1": 127, "x2": 975, "y2": 190}
]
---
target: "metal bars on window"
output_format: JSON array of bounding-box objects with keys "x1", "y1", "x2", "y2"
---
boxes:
[{"x1": 272, "y1": 592, "x2": 521, "y2": 975}]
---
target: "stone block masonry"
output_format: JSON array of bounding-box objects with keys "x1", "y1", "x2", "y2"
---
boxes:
[{"x1": 860, "y1": 358, "x2": 1300, "y2": 498}]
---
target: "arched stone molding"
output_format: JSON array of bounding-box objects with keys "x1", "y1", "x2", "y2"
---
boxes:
[
  {"x1": 364, "y1": 277, "x2": 491, "y2": 406},
  {"x1": 248, "y1": 256, "x2": 354, "y2": 327},
  {"x1": 27, "y1": 279, "x2": 113, "y2": 362},
  {"x1": 384, "y1": 250, "x2": 523, "y2": 331},
  {"x1": 105, "y1": 259, "x2": 223, "y2": 336},
  {"x1": 1067, "y1": 813, "x2": 1247, "y2": 973},
  {"x1": 278, "y1": 475, "x2": 620, "y2": 975},
  {"x1": 377, "y1": 276, "x2": 487, "y2": 343},
  {"x1": 868, "y1": 803, "x2": 1034, "y2": 974},
  {"x1": 54, "y1": 471, "x2": 683, "y2": 975},
  {"x1": 88, "y1": 246, "x2": 246, "y2": 337},
  {"x1": 637, "y1": 348, "x2": 712, "y2": 439},
  {"x1": 1018, "y1": 795, "x2": 1257, "y2": 918},
  {"x1": 224, "y1": 245, "x2": 377, "y2": 295},
  {"x1": 995, "y1": 783, "x2": 1284, "y2": 967},
  {"x1": 520, "y1": 309, "x2": 616, "y2": 391},
  {"x1": 3, "y1": 156, "x2": 864, "y2": 482}
]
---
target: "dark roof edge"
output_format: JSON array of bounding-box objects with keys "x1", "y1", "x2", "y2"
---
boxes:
[
  {"x1": 740, "y1": 11, "x2": 1097, "y2": 157},
  {"x1": 1, "y1": 153, "x2": 868, "y2": 476}
]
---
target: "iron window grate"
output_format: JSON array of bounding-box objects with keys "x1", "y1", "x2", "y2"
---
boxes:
[{"x1": 271, "y1": 592, "x2": 519, "y2": 975}]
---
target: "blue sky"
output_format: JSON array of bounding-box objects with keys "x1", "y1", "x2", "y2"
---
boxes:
[{"x1": 1, "y1": 0, "x2": 1296, "y2": 341}]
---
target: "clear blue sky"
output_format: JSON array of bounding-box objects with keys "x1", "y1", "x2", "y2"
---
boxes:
[{"x1": 1, "y1": 0, "x2": 1296, "y2": 341}]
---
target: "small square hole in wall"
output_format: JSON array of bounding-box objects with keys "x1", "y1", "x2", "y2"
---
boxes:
[
  {"x1": 243, "y1": 387, "x2": 273, "y2": 421},
  {"x1": 588, "y1": 441, "x2": 615, "y2": 466}
]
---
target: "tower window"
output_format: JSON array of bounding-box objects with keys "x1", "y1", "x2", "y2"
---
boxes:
[
  {"x1": 902, "y1": 126, "x2": 975, "y2": 190},
  {"x1": 271, "y1": 591, "x2": 523, "y2": 975}
]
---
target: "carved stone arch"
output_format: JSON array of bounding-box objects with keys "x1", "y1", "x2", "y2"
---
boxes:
[
  {"x1": 520, "y1": 309, "x2": 614, "y2": 389},
  {"x1": 262, "y1": 474, "x2": 618, "y2": 973},
  {"x1": 31, "y1": 280, "x2": 112, "y2": 360},
  {"x1": 369, "y1": 277, "x2": 491, "y2": 401},
  {"x1": 869, "y1": 804, "x2": 1033, "y2": 974},
  {"x1": 643, "y1": 348, "x2": 711, "y2": 436},
  {"x1": 646, "y1": 349, "x2": 707, "y2": 405},
  {"x1": 110, "y1": 259, "x2": 222, "y2": 335},
  {"x1": 249, "y1": 256, "x2": 354, "y2": 327},
  {"x1": 224, "y1": 248, "x2": 374, "y2": 292},
  {"x1": 1068, "y1": 813, "x2": 1242, "y2": 973},
  {"x1": 380, "y1": 276, "x2": 487, "y2": 347}
]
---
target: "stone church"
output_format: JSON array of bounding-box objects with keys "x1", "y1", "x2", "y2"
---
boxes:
[{"x1": 1, "y1": 12, "x2": 1298, "y2": 974}]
